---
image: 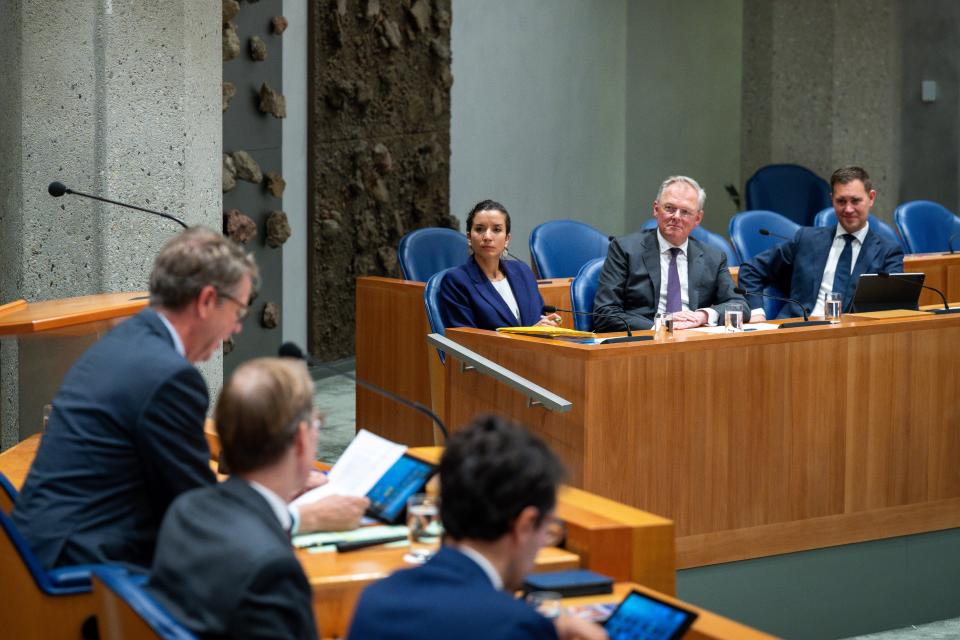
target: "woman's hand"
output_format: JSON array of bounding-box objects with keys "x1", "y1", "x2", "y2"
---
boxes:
[{"x1": 535, "y1": 313, "x2": 563, "y2": 328}]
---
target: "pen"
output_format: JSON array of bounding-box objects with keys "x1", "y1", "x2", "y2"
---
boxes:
[
  {"x1": 744, "y1": 328, "x2": 757, "y2": 332},
  {"x1": 334, "y1": 534, "x2": 409, "y2": 552}
]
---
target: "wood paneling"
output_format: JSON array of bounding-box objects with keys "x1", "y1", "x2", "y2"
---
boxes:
[
  {"x1": 355, "y1": 276, "x2": 573, "y2": 445},
  {"x1": 443, "y1": 312, "x2": 960, "y2": 567}
]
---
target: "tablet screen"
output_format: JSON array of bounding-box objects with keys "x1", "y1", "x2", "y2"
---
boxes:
[
  {"x1": 603, "y1": 589, "x2": 697, "y2": 640},
  {"x1": 365, "y1": 454, "x2": 435, "y2": 523}
]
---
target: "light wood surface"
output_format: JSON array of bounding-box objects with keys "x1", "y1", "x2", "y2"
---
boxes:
[
  {"x1": 565, "y1": 582, "x2": 778, "y2": 640},
  {"x1": 91, "y1": 572, "x2": 163, "y2": 640},
  {"x1": 0, "y1": 291, "x2": 149, "y2": 336},
  {"x1": 729, "y1": 252, "x2": 960, "y2": 307},
  {"x1": 442, "y1": 311, "x2": 960, "y2": 568},
  {"x1": 355, "y1": 276, "x2": 573, "y2": 446}
]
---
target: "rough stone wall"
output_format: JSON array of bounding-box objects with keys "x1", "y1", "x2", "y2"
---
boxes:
[{"x1": 308, "y1": 0, "x2": 454, "y2": 360}]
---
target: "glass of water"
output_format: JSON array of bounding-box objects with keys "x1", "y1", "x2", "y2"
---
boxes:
[
  {"x1": 403, "y1": 494, "x2": 442, "y2": 564},
  {"x1": 825, "y1": 292, "x2": 843, "y2": 324},
  {"x1": 724, "y1": 309, "x2": 743, "y2": 332}
]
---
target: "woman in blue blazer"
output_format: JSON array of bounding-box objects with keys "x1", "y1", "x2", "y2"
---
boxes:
[{"x1": 439, "y1": 200, "x2": 561, "y2": 330}]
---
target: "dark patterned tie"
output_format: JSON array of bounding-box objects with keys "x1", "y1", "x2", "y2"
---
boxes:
[
  {"x1": 666, "y1": 247, "x2": 682, "y2": 313},
  {"x1": 831, "y1": 234, "x2": 855, "y2": 309}
]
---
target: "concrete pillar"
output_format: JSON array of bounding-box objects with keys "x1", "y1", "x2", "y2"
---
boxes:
[
  {"x1": 0, "y1": 0, "x2": 221, "y2": 447},
  {"x1": 741, "y1": 0, "x2": 901, "y2": 218}
]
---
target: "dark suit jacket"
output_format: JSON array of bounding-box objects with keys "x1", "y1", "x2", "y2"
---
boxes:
[
  {"x1": 12, "y1": 308, "x2": 214, "y2": 570},
  {"x1": 738, "y1": 225, "x2": 905, "y2": 318},
  {"x1": 148, "y1": 478, "x2": 317, "y2": 640},
  {"x1": 593, "y1": 229, "x2": 748, "y2": 331},
  {"x1": 439, "y1": 258, "x2": 545, "y2": 330},
  {"x1": 348, "y1": 546, "x2": 557, "y2": 640}
]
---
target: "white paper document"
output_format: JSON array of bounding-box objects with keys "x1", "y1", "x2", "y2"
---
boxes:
[
  {"x1": 689, "y1": 322, "x2": 781, "y2": 334},
  {"x1": 291, "y1": 429, "x2": 406, "y2": 507}
]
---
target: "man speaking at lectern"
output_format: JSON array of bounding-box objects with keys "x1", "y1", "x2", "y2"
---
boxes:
[
  {"x1": 13, "y1": 227, "x2": 366, "y2": 571},
  {"x1": 593, "y1": 175, "x2": 747, "y2": 331}
]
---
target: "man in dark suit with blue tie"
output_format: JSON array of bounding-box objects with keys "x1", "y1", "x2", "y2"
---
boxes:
[
  {"x1": 347, "y1": 416, "x2": 607, "y2": 640},
  {"x1": 738, "y1": 166, "x2": 904, "y2": 321},
  {"x1": 148, "y1": 357, "x2": 321, "y2": 640},
  {"x1": 594, "y1": 175, "x2": 748, "y2": 331},
  {"x1": 12, "y1": 227, "x2": 367, "y2": 571}
]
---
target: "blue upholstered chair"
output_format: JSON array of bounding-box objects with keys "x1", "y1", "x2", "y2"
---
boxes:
[
  {"x1": 0, "y1": 470, "x2": 17, "y2": 514},
  {"x1": 92, "y1": 566, "x2": 196, "y2": 640},
  {"x1": 813, "y1": 207, "x2": 904, "y2": 251},
  {"x1": 529, "y1": 220, "x2": 610, "y2": 279},
  {"x1": 0, "y1": 504, "x2": 103, "y2": 637},
  {"x1": 397, "y1": 227, "x2": 468, "y2": 282},
  {"x1": 637, "y1": 219, "x2": 739, "y2": 265},
  {"x1": 569, "y1": 258, "x2": 606, "y2": 331},
  {"x1": 745, "y1": 164, "x2": 831, "y2": 226},
  {"x1": 894, "y1": 201, "x2": 960, "y2": 254},
  {"x1": 424, "y1": 267, "x2": 454, "y2": 363},
  {"x1": 728, "y1": 210, "x2": 800, "y2": 263}
]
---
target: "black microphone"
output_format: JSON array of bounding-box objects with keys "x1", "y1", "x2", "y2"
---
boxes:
[
  {"x1": 876, "y1": 272, "x2": 960, "y2": 314},
  {"x1": 947, "y1": 232, "x2": 959, "y2": 255},
  {"x1": 278, "y1": 342, "x2": 449, "y2": 440},
  {"x1": 733, "y1": 287, "x2": 831, "y2": 329},
  {"x1": 47, "y1": 180, "x2": 188, "y2": 229},
  {"x1": 542, "y1": 305, "x2": 653, "y2": 344},
  {"x1": 758, "y1": 228, "x2": 793, "y2": 242}
]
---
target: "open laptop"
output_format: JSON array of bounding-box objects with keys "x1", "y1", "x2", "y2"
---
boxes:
[{"x1": 850, "y1": 273, "x2": 925, "y2": 313}]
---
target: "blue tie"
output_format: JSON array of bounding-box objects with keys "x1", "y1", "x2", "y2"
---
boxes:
[{"x1": 831, "y1": 234, "x2": 855, "y2": 309}]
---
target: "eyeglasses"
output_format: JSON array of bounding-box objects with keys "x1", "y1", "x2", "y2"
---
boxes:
[
  {"x1": 659, "y1": 203, "x2": 699, "y2": 219},
  {"x1": 215, "y1": 289, "x2": 250, "y2": 322}
]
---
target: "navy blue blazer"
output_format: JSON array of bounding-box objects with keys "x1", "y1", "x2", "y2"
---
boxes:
[
  {"x1": 12, "y1": 308, "x2": 215, "y2": 570},
  {"x1": 148, "y1": 478, "x2": 317, "y2": 640},
  {"x1": 738, "y1": 225, "x2": 905, "y2": 317},
  {"x1": 439, "y1": 257, "x2": 545, "y2": 330},
  {"x1": 348, "y1": 546, "x2": 558, "y2": 640}
]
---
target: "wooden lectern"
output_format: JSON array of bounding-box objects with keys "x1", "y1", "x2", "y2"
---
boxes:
[{"x1": 0, "y1": 292, "x2": 148, "y2": 447}]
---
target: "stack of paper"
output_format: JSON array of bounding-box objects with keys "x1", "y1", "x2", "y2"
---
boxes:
[{"x1": 497, "y1": 326, "x2": 596, "y2": 338}]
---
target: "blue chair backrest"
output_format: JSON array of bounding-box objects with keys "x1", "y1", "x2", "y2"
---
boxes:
[
  {"x1": 570, "y1": 258, "x2": 606, "y2": 331},
  {"x1": 728, "y1": 210, "x2": 801, "y2": 263},
  {"x1": 745, "y1": 164, "x2": 831, "y2": 226},
  {"x1": 0, "y1": 470, "x2": 17, "y2": 514},
  {"x1": 894, "y1": 200, "x2": 960, "y2": 254},
  {"x1": 424, "y1": 268, "x2": 453, "y2": 363},
  {"x1": 529, "y1": 220, "x2": 610, "y2": 279},
  {"x1": 813, "y1": 207, "x2": 904, "y2": 251},
  {"x1": 398, "y1": 227, "x2": 468, "y2": 282},
  {"x1": 637, "y1": 219, "x2": 738, "y2": 265},
  {"x1": 0, "y1": 507, "x2": 94, "y2": 596},
  {"x1": 93, "y1": 566, "x2": 197, "y2": 640}
]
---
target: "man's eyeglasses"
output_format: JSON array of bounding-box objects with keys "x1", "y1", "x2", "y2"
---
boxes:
[
  {"x1": 659, "y1": 203, "x2": 698, "y2": 219},
  {"x1": 215, "y1": 289, "x2": 250, "y2": 322}
]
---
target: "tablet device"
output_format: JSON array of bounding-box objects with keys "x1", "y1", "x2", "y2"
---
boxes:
[
  {"x1": 603, "y1": 589, "x2": 698, "y2": 640},
  {"x1": 364, "y1": 454, "x2": 436, "y2": 523},
  {"x1": 850, "y1": 273, "x2": 924, "y2": 312}
]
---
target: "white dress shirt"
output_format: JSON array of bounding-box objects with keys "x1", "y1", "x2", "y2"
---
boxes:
[
  {"x1": 811, "y1": 222, "x2": 870, "y2": 316},
  {"x1": 490, "y1": 277, "x2": 521, "y2": 321},
  {"x1": 456, "y1": 544, "x2": 504, "y2": 590},
  {"x1": 656, "y1": 231, "x2": 719, "y2": 325},
  {"x1": 156, "y1": 310, "x2": 186, "y2": 358}
]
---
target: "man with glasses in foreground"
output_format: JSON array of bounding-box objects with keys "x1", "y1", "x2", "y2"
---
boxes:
[
  {"x1": 13, "y1": 227, "x2": 367, "y2": 572},
  {"x1": 148, "y1": 357, "x2": 321, "y2": 639},
  {"x1": 593, "y1": 175, "x2": 747, "y2": 331},
  {"x1": 348, "y1": 415, "x2": 607, "y2": 640}
]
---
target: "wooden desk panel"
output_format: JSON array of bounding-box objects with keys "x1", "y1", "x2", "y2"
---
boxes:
[
  {"x1": 0, "y1": 292, "x2": 148, "y2": 336},
  {"x1": 355, "y1": 276, "x2": 573, "y2": 446},
  {"x1": 442, "y1": 314, "x2": 960, "y2": 568}
]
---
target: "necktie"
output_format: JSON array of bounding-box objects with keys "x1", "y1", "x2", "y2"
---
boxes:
[
  {"x1": 830, "y1": 234, "x2": 855, "y2": 309},
  {"x1": 666, "y1": 247, "x2": 682, "y2": 313}
]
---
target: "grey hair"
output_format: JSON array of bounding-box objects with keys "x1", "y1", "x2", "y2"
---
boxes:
[
  {"x1": 149, "y1": 226, "x2": 259, "y2": 310},
  {"x1": 657, "y1": 176, "x2": 706, "y2": 211}
]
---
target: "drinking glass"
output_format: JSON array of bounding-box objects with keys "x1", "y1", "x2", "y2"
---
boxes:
[
  {"x1": 724, "y1": 310, "x2": 743, "y2": 332},
  {"x1": 403, "y1": 494, "x2": 442, "y2": 564},
  {"x1": 825, "y1": 292, "x2": 843, "y2": 324},
  {"x1": 526, "y1": 591, "x2": 563, "y2": 620}
]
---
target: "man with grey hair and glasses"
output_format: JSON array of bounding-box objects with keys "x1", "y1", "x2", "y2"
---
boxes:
[
  {"x1": 593, "y1": 175, "x2": 747, "y2": 331},
  {"x1": 14, "y1": 227, "x2": 367, "y2": 572}
]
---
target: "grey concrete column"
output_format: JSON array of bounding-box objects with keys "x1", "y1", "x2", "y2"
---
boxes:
[
  {"x1": 0, "y1": 0, "x2": 221, "y2": 447},
  {"x1": 741, "y1": 0, "x2": 901, "y2": 218}
]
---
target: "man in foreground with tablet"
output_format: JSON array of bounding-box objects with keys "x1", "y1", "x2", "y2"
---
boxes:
[
  {"x1": 148, "y1": 357, "x2": 322, "y2": 639},
  {"x1": 347, "y1": 415, "x2": 606, "y2": 640}
]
